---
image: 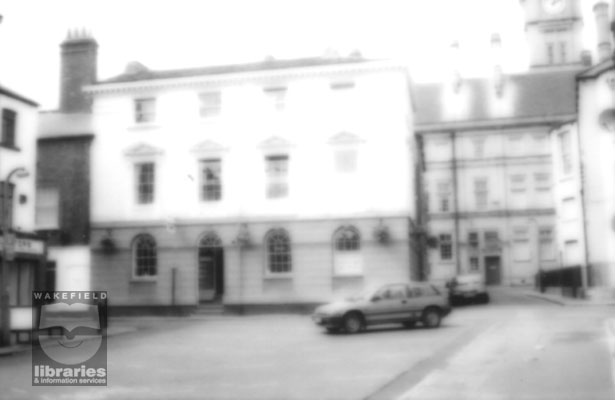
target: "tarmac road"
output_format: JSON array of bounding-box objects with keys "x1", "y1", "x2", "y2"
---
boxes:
[{"x1": 0, "y1": 286, "x2": 612, "y2": 400}]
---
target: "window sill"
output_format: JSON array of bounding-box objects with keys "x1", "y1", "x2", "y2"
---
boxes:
[
  {"x1": 0, "y1": 143, "x2": 20, "y2": 151},
  {"x1": 128, "y1": 123, "x2": 160, "y2": 131},
  {"x1": 333, "y1": 274, "x2": 364, "y2": 279},
  {"x1": 130, "y1": 278, "x2": 157, "y2": 284},
  {"x1": 264, "y1": 274, "x2": 293, "y2": 280}
]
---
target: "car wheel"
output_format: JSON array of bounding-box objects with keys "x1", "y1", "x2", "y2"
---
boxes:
[
  {"x1": 422, "y1": 308, "x2": 441, "y2": 328},
  {"x1": 343, "y1": 312, "x2": 364, "y2": 334},
  {"x1": 402, "y1": 321, "x2": 416, "y2": 329}
]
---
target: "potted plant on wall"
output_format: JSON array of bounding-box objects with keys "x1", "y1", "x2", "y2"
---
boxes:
[
  {"x1": 100, "y1": 230, "x2": 117, "y2": 254},
  {"x1": 235, "y1": 223, "x2": 251, "y2": 249},
  {"x1": 373, "y1": 219, "x2": 390, "y2": 245}
]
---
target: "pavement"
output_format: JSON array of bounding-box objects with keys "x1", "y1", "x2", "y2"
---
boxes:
[{"x1": 518, "y1": 286, "x2": 615, "y2": 307}]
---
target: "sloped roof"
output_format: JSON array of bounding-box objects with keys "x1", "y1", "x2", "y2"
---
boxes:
[
  {"x1": 413, "y1": 68, "x2": 580, "y2": 127},
  {"x1": 0, "y1": 84, "x2": 38, "y2": 107},
  {"x1": 100, "y1": 56, "x2": 371, "y2": 84},
  {"x1": 577, "y1": 58, "x2": 614, "y2": 80}
]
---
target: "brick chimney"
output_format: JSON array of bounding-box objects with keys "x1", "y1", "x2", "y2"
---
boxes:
[
  {"x1": 593, "y1": 2, "x2": 613, "y2": 62},
  {"x1": 60, "y1": 29, "x2": 98, "y2": 113}
]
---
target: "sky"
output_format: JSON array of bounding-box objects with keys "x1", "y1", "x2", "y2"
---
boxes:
[{"x1": 0, "y1": 0, "x2": 605, "y2": 110}]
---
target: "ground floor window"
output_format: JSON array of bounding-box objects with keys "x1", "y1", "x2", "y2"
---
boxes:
[
  {"x1": 133, "y1": 234, "x2": 157, "y2": 278},
  {"x1": 439, "y1": 234, "x2": 453, "y2": 260},
  {"x1": 469, "y1": 257, "x2": 479, "y2": 271},
  {"x1": 333, "y1": 226, "x2": 362, "y2": 276},
  {"x1": 266, "y1": 229, "x2": 292, "y2": 274}
]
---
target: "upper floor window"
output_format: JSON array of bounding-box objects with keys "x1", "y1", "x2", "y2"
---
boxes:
[
  {"x1": 134, "y1": 98, "x2": 156, "y2": 123},
  {"x1": 265, "y1": 155, "x2": 289, "y2": 199},
  {"x1": 330, "y1": 81, "x2": 355, "y2": 91},
  {"x1": 484, "y1": 231, "x2": 500, "y2": 251},
  {"x1": 135, "y1": 162, "x2": 155, "y2": 204},
  {"x1": 472, "y1": 137, "x2": 485, "y2": 158},
  {"x1": 199, "y1": 92, "x2": 221, "y2": 118},
  {"x1": 547, "y1": 42, "x2": 555, "y2": 64},
  {"x1": 35, "y1": 188, "x2": 60, "y2": 230},
  {"x1": 200, "y1": 159, "x2": 222, "y2": 201},
  {"x1": 562, "y1": 197, "x2": 576, "y2": 220},
  {"x1": 468, "y1": 232, "x2": 479, "y2": 251},
  {"x1": 534, "y1": 173, "x2": 551, "y2": 191},
  {"x1": 1, "y1": 109, "x2": 17, "y2": 148},
  {"x1": 439, "y1": 233, "x2": 453, "y2": 260},
  {"x1": 474, "y1": 178, "x2": 488, "y2": 209},
  {"x1": 266, "y1": 229, "x2": 292, "y2": 274},
  {"x1": 0, "y1": 182, "x2": 15, "y2": 226},
  {"x1": 263, "y1": 87, "x2": 286, "y2": 111},
  {"x1": 334, "y1": 149, "x2": 358, "y2": 173},
  {"x1": 437, "y1": 181, "x2": 451, "y2": 212},
  {"x1": 558, "y1": 131, "x2": 572, "y2": 175},
  {"x1": 510, "y1": 174, "x2": 526, "y2": 193},
  {"x1": 133, "y1": 234, "x2": 157, "y2": 278},
  {"x1": 559, "y1": 42, "x2": 567, "y2": 63}
]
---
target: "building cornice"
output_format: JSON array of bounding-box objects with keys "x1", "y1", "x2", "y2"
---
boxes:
[
  {"x1": 428, "y1": 208, "x2": 556, "y2": 220},
  {"x1": 84, "y1": 60, "x2": 408, "y2": 95},
  {"x1": 416, "y1": 114, "x2": 577, "y2": 134},
  {"x1": 90, "y1": 213, "x2": 414, "y2": 230}
]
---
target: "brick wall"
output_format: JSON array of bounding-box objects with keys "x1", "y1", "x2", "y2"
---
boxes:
[{"x1": 37, "y1": 136, "x2": 93, "y2": 245}]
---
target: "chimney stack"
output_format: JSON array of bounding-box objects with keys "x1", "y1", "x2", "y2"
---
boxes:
[
  {"x1": 491, "y1": 33, "x2": 505, "y2": 97},
  {"x1": 449, "y1": 40, "x2": 462, "y2": 93},
  {"x1": 593, "y1": 2, "x2": 612, "y2": 62},
  {"x1": 60, "y1": 29, "x2": 98, "y2": 113}
]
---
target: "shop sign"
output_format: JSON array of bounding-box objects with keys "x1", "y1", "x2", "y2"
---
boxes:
[{"x1": 0, "y1": 235, "x2": 45, "y2": 256}]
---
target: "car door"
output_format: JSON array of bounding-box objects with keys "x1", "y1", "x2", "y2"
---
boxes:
[
  {"x1": 406, "y1": 285, "x2": 432, "y2": 319},
  {"x1": 363, "y1": 284, "x2": 409, "y2": 324}
]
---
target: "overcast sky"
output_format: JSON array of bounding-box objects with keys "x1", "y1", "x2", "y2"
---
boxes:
[{"x1": 0, "y1": 0, "x2": 604, "y2": 110}]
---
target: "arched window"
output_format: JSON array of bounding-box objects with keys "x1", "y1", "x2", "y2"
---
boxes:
[
  {"x1": 335, "y1": 226, "x2": 361, "y2": 251},
  {"x1": 333, "y1": 226, "x2": 362, "y2": 276},
  {"x1": 133, "y1": 234, "x2": 157, "y2": 277},
  {"x1": 266, "y1": 229, "x2": 292, "y2": 274},
  {"x1": 199, "y1": 233, "x2": 222, "y2": 248}
]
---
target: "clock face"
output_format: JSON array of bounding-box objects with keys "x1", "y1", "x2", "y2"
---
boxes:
[{"x1": 542, "y1": 0, "x2": 566, "y2": 15}]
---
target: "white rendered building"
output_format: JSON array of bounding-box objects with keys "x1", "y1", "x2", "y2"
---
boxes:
[{"x1": 85, "y1": 56, "x2": 419, "y2": 312}]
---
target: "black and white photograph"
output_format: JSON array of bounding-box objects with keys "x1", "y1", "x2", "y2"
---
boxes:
[{"x1": 0, "y1": 0, "x2": 614, "y2": 398}]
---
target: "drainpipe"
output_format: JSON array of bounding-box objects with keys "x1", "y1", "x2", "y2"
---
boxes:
[{"x1": 451, "y1": 131, "x2": 461, "y2": 275}]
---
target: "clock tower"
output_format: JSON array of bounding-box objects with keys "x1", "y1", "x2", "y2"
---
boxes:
[{"x1": 520, "y1": 0, "x2": 584, "y2": 69}]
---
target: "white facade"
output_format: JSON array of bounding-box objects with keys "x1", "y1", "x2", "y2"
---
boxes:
[
  {"x1": 576, "y1": 60, "x2": 615, "y2": 289},
  {"x1": 85, "y1": 59, "x2": 418, "y2": 308}
]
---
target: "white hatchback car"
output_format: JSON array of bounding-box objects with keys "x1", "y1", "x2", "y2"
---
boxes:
[{"x1": 312, "y1": 282, "x2": 452, "y2": 334}]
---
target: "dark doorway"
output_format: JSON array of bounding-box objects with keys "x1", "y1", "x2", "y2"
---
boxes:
[
  {"x1": 198, "y1": 234, "x2": 224, "y2": 302},
  {"x1": 484, "y1": 256, "x2": 502, "y2": 285}
]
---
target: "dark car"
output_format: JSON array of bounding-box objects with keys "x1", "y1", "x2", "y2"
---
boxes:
[
  {"x1": 447, "y1": 273, "x2": 490, "y2": 305},
  {"x1": 312, "y1": 282, "x2": 452, "y2": 334}
]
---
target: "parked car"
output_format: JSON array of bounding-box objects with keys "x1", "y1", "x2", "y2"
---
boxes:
[
  {"x1": 312, "y1": 282, "x2": 452, "y2": 334},
  {"x1": 447, "y1": 273, "x2": 490, "y2": 305}
]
